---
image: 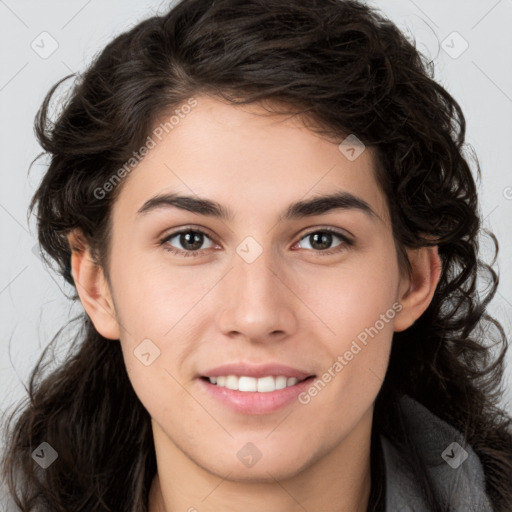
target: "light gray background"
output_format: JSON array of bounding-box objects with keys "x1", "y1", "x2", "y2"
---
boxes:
[{"x1": 1, "y1": 0, "x2": 511, "y2": 494}]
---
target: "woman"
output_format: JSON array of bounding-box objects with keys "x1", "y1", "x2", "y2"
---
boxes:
[{"x1": 2, "y1": 0, "x2": 511, "y2": 510}]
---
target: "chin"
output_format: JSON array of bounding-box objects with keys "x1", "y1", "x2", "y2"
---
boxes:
[{"x1": 199, "y1": 449, "x2": 313, "y2": 482}]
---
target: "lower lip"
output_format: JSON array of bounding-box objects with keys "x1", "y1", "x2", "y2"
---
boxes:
[{"x1": 198, "y1": 376, "x2": 316, "y2": 415}]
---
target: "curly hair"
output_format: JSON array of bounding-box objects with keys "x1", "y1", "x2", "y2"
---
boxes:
[{"x1": 2, "y1": 0, "x2": 511, "y2": 510}]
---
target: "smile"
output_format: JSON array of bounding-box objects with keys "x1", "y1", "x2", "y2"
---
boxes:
[{"x1": 204, "y1": 375, "x2": 309, "y2": 392}]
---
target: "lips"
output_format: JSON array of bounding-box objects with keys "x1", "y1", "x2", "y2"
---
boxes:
[
  {"x1": 198, "y1": 374, "x2": 317, "y2": 414},
  {"x1": 200, "y1": 362, "x2": 314, "y2": 380},
  {"x1": 196, "y1": 362, "x2": 317, "y2": 414}
]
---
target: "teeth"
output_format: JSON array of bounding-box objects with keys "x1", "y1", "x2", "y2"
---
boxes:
[
  {"x1": 239, "y1": 376, "x2": 256, "y2": 392},
  {"x1": 275, "y1": 376, "x2": 288, "y2": 390},
  {"x1": 208, "y1": 375, "x2": 300, "y2": 392},
  {"x1": 256, "y1": 376, "x2": 275, "y2": 392},
  {"x1": 226, "y1": 375, "x2": 239, "y2": 390}
]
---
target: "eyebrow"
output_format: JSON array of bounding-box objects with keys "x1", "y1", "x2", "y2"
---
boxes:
[{"x1": 136, "y1": 191, "x2": 378, "y2": 222}]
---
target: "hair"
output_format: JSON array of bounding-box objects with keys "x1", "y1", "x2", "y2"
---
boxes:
[{"x1": 2, "y1": 0, "x2": 511, "y2": 510}]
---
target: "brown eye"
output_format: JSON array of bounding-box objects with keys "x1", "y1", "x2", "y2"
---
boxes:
[
  {"x1": 161, "y1": 229, "x2": 215, "y2": 256},
  {"x1": 295, "y1": 229, "x2": 353, "y2": 255}
]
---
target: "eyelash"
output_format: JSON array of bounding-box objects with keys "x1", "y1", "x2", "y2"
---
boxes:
[{"x1": 159, "y1": 227, "x2": 354, "y2": 258}]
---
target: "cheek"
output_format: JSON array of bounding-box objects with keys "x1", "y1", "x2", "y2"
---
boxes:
[
  {"x1": 299, "y1": 241, "x2": 400, "y2": 398},
  {"x1": 301, "y1": 242, "x2": 400, "y2": 340},
  {"x1": 109, "y1": 249, "x2": 215, "y2": 404},
  {"x1": 109, "y1": 243, "x2": 212, "y2": 335}
]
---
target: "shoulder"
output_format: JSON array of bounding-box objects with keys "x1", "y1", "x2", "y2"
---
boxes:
[
  {"x1": 0, "y1": 480, "x2": 19, "y2": 512},
  {"x1": 379, "y1": 394, "x2": 498, "y2": 512}
]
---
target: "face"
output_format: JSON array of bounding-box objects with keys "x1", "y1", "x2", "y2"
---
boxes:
[{"x1": 90, "y1": 95, "x2": 409, "y2": 481}]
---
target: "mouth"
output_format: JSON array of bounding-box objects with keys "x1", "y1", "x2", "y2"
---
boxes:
[
  {"x1": 199, "y1": 374, "x2": 316, "y2": 392},
  {"x1": 198, "y1": 373, "x2": 317, "y2": 415},
  {"x1": 197, "y1": 362, "x2": 316, "y2": 414}
]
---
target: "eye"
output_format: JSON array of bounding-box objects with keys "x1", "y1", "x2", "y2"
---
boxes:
[
  {"x1": 159, "y1": 226, "x2": 353, "y2": 258},
  {"x1": 160, "y1": 228, "x2": 216, "y2": 257},
  {"x1": 293, "y1": 228, "x2": 353, "y2": 256}
]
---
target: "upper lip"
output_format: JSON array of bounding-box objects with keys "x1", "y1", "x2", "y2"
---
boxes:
[{"x1": 200, "y1": 363, "x2": 314, "y2": 380}]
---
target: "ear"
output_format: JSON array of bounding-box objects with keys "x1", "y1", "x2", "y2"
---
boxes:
[
  {"x1": 393, "y1": 245, "x2": 442, "y2": 332},
  {"x1": 67, "y1": 229, "x2": 120, "y2": 340}
]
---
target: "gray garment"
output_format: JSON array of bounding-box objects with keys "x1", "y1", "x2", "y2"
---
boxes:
[
  {"x1": 1, "y1": 396, "x2": 507, "y2": 511},
  {"x1": 381, "y1": 395, "x2": 496, "y2": 511}
]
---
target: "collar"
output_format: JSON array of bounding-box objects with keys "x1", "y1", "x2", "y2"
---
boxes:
[{"x1": 380, "y1": 395, "x2": 493, "y2": 511}]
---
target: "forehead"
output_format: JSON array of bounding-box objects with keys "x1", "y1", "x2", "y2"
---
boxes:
[{"x1": 111, "y1": 95, "x2": 389, "y2": 226}]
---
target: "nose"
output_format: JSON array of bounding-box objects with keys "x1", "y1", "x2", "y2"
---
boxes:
[{"x1": 215, "y1": 246, "x2": 298, "y2": 343}]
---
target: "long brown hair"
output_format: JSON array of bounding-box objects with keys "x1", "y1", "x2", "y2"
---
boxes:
[{"x1": 2, "y1": 1, "x2": 511, "y2": 510}]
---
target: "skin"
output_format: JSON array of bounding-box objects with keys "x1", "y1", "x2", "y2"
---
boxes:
[{"x1": 68, "y1": 95, "x2": 441, "y2": 512}]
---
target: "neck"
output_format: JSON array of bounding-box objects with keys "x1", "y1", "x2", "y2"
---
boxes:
[{"x1": 148, "y1": 407, "x2": 374, "y2": 512}]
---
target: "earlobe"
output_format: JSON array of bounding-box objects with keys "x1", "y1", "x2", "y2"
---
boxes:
[
  {"x1": 394, "y1": 245, "x2": 442, "y2": 332},
  {"x1": 67, "y1": 230, "x2": 120, "y2": 340}
]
